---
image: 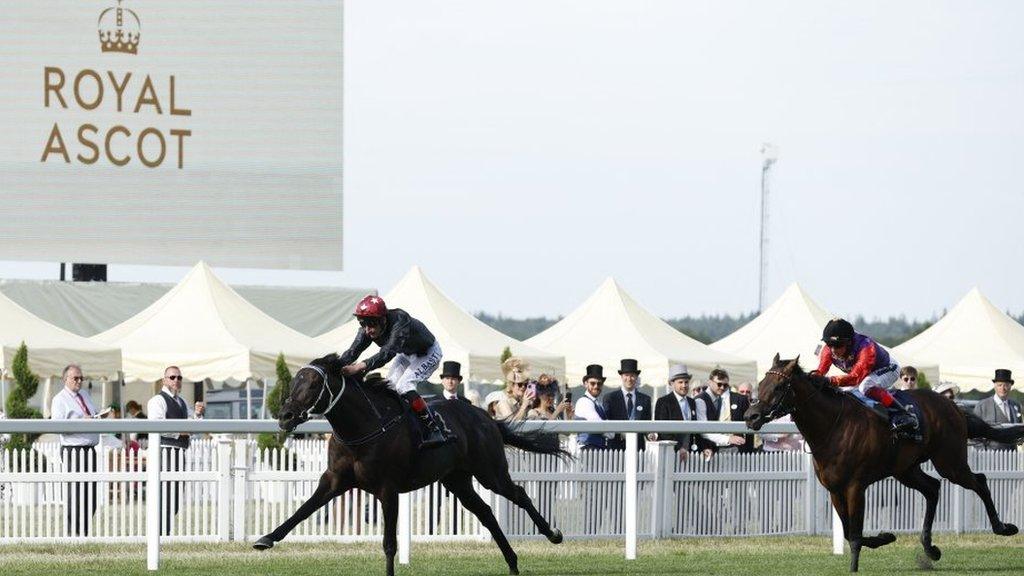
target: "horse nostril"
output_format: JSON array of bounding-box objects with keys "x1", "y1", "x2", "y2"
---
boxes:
[{"x1": 281, "y1": 411, "x2": 293, "y2": 421}]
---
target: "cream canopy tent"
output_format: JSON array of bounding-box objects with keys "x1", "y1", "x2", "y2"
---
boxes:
[
  {"x1": 94, "y1": 262, "x2": 333, "y2": 383},
  {"x1": 895, "y1": 287, "x2": 1024, "y2": 392},
  {"x1": 525, "y1": 278, "x2": 757, "y2": 389},
  {"x1": 712, "y1": 283, "x2": 939, "y2": 385},
  {"x1": 0, "y1": 291, "x2": 121, "y2": 378},
  {"x1": 316, "y1": 266, "x2": 564, "y2": 382}
]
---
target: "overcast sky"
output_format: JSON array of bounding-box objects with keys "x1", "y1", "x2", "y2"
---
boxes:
[{"x1": 3, "y1": 1, "x2": 1023, "y2": 322}]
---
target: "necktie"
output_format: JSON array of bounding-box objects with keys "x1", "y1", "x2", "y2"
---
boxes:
[
  {"x1": 713, "y1": 395, "x2": 721, "y2": 413},
  {"x1": 594, "y1": 400, "x2": 606, "y2": 419},
  {"x1": 626, "y1": 393, "x2": 634, "y2": 420},
  {"x1": 74, "y1": 393, "x2": 91, "y2": 417},
  {"x1": 1003, "y1": 401, "x2": 1013, "y2": 423},
  {"x1": 680, "y1": 398, "x2": 689, "y2": 420}
]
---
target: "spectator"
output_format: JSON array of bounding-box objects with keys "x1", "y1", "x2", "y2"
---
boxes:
[
  {"x1": 439, "y1": 361, "x2": 471, "y2": 403},
  {"x1": 573, "y1": 364, "x2": 611, "y2": 450},
  {"x1": 194, "y1": 401, "x2": 205, "y2": 419},
  {"x1": 696, "y1": 368, "x2": 756, "y2": 457},
  {"x1": 736, "y1": 382, "x2": 754, "y2": 399},
  {"x1": 974, "y1": 369, "x2": 1022, "y2": 451},
  {"x1": 690, "y1": 383, "x2": 707, "y2": 399},
  {"x1": 934, "y1": 382, "x2": 960, "y2": 403},
  {"x1": 603, "y1": 359, "x2": 652, "y2": 450},
  {"x1": 147, "y1": 366, "x2": 191, "y2": 534},
  {"x1": 464, "y1": 389, "x2": 481, "y2": 408},
  {"x1": 125, "y1": 400, "x2": 147, "y2": 419},
  {"x1": 484, "y1": 390, "x2": 505, "y2": 417},
  {"x1": 652, "y1": 364, "x2": 706, "y2": 459},
  {"x1": 897, "y1": 366, "x2": 919, "y2": 390},
  {"x1": 49, "y1": 364, "x2": 99, "y2": 536},
  {"x1": 0, "y1": 409, "x2": 9, "y2": 447},
  {"x1": 493, "y1": 357, "x2": 533, "y2": 420},
  {"x1": 759, "y1": 413, "x2": 802, "y2": 452},
  {"x1": 531, "y1": 380, "x2": 573, "y2": 420}
]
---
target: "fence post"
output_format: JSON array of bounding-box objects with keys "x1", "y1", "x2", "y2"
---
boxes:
[
  {"x1": 953, "y1": 482, "x2": 965, "y2": 534},
  {"x1": 146, "y1": 432, "x2": 161, "y2": 571},
  {"x1": 624, "y1": 433, "x2": 638, "y2": 560},
  {"x1": 398, "y1": 491, "x2": 412, "y2": 564},
  {"x1": 650, "y1": 440, "x2": 674, "y2": 539},
  {"x1": 217, "y1": 435, "x2": 232, "y2": 541},
  {"x1": 804, "y1": 451, "x2": 816, "y2": 535},
  {"x1": 233, "y1": 438, "x2": 249, "y2": 541}
]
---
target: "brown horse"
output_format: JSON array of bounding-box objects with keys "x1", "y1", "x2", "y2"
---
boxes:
[
  {"x1": 253, "y1": 353, "x2": 567, "y2": 576},
  {"x1": 745, "y1": 355, "x2": 1024, "y2": 572}
]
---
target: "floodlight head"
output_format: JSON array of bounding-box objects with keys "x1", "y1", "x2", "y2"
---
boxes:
[{"x1": 760, "y1": 143, "x2": 779, "y2": 162}]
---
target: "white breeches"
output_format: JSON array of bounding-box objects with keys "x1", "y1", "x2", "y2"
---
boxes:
[{"x1": 386, "y1": 341, "x2": 443, "y2": 394}]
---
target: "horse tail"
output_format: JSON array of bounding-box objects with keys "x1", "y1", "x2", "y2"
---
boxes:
[
  {"x1": 961, "y1": 407, "x2": 1024, "y2": 445},
  {"x1": 496, "y1": 420, "x2": 573, "y2": 461}
]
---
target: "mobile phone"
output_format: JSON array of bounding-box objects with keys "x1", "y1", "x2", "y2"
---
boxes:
[
  {"x1": 565, "y1": 391, "x2": 572, "y2": 402},
  {"x1": 527, "y1": 382, "x2": 537, "y2": 396}
]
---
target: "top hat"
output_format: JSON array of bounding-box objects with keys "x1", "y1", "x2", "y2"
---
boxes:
[
  {"x1": 618, "y1": 358, "x2": 641, "y2": 375},
  {"x1": 583, "y1": 364, "x2": 606, "y2": 383},
  {"x1": 669, "y1": 364, "x2": 692, "y2": 381},
  {"x1": 440, "y1": 361, "x2": 463, "y2": 380},
  {"x1": 993, "y1": 369, "x2": 1014, "y2": 384}
]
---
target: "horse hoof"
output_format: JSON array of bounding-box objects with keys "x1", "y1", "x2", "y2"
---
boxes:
[
  {"x1": 998, "y1": 523, "x2": 1019, "y2": 536},
  {"x1": 253, "y1": 536, "x2": 275, "y2": 550},
  {"x1": 509, "y1": 568, "x2": 519, "y2": 576},
  {"x1": 927, "y1": 545, "x2": 942, "y2": 561},
  {"x1": 879, "y1": 532, "x2": 896, "y2": 545},
  {"x1": 548, "y1": 529, "x2": 563, "y2": 544}
]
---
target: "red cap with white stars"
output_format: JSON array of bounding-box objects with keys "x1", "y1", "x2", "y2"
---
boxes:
[{"x1": 354, "y1": 295, "x2": 387, "y2": 318}]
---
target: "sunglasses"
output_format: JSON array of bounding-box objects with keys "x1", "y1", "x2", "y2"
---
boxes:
[
  {"x1": 71, "y1": 376, "x2": 84, "y2": 382},
  {"x1": 358, "y1": 318, "x2": 383, "y2": 328},
  {"x1": 167, "y1": 375, "x2": 183, "y2": 381},
  {"x1": 902, "y1": 377, "x2": 916, "y2": 382}
]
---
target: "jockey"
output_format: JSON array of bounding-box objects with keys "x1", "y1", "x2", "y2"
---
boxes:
[
  {"x1": 812, "y1": 318, "x2": 920, "y2": 435},
  {"x1": 338, "y1": 295, "x2": 454, "y2": 448}
]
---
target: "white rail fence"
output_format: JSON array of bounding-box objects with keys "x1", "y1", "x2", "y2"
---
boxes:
[{"x1": 0, "y1": 420, "x2": 1021, "y2": 570}]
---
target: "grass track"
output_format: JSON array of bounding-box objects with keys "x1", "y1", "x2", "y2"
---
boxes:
[{"x1": 0, "y1": 535, "x2": 1022, "y2": 575}]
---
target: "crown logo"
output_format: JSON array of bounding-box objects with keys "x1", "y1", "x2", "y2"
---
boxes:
[{"x1": 98, "y1": 1, "x2": 140, "y2": 55}]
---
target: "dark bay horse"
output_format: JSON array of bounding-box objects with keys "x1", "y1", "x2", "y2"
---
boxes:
[
  {"x1": 745, "y1": 355, "x2": 1024, "y2": 572},
  {"x1": 253, "y1": 353, "x2": 566, "y2": 576}
]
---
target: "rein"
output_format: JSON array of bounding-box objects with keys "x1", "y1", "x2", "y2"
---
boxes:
[
  {"x1": 295, "y1": 364, "x2": 405, "y2": 448},
  {"x1": 763, "y1": 369, "x2": 845, "y2": 452}
]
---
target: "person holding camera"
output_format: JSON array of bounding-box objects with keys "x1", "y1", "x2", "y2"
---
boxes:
[{"x1": 493, "y1": 357, "x2": 533, "y2": 420}]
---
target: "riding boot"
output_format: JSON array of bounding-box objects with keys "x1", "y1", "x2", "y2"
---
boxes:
[
  {"x1": 888, "y1": 399, "x2": 920, "y2": 435},
  {"x1": 401, "y1": 390, "x2": 456, "y2": 449}
]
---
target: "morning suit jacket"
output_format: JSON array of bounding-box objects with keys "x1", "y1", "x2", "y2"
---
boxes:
[
  {"x1": 654, "y1": 392, "x2": 710, "y2": 453},
  {"x1": 974, "y1": 396, "x2": 1023, "y2": 450},
  {"x1": 697, "y1": 391, "x2": 755, "y2": 453},
  {"x1": 603, "y1": 388, "x2": 652, "y2": 450}
]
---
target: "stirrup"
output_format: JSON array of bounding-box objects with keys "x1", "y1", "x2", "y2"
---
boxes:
[{"x1": 418, "y1": 412, "x2": 455, "y2": 449}]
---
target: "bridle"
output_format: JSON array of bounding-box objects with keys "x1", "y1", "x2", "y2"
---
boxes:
[
  {"x1": 758, "y1": 369, "x2": 799, "y2": 421},
  {"x1": 296, "y1": 364, "x2": 346, "y2": 423}
]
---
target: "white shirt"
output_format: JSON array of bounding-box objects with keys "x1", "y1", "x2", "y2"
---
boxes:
[
  {"x1": 50, "y1": 387, "x2": 99, "y2": 447},
  {"x1": 443, "y1": 391, "x2": 459, "y2": 401},
  {"x1": 147, "y1": 386, "x2": 190, "y2": 440},
  {"x1": 672, "y1": 391, "x2": 693, "y2": 420},
  {"x1": 696, "y1": 390, "x2": 734, "y2": 447},
  {"x1": 574, "y1": 392, "x2": 614, "y2": 439}
]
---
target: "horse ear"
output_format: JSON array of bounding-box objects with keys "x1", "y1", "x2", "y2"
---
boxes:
[
  {"x1": 785, "y1": 356, "x2": 800, "y2": 372},
  {"x1": 773, "y1": 353, "x2": 781, "y2": 366}
]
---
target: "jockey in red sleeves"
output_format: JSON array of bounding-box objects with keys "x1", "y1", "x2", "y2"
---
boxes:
[
  {"x1": 813, "y1": 318, "x2": 920, "y2": 435},
  {"x1": 338, "y1": 295, "x2": 454, "y2": 448}
]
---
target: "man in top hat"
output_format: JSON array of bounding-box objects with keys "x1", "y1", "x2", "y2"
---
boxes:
[
  {"x1": 653, "y1": 364, "x2": 708, "y2": 458},
  {"x1": 603, "y1": 359, "x2": 652, "y2": 450},
  {"x1": 974, "y1": 369, "x2": 1023, "y2": 450},
  {"x1": 573, "y1": 364, "x2": 612, "y2": 450},
  {"x1": 439, "y1": 361, "x2": 471, "y2": 403}
]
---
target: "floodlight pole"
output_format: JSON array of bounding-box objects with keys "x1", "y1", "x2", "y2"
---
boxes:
[{"x1": 758, "y1": 144, "x2": 779, "y2": 312}]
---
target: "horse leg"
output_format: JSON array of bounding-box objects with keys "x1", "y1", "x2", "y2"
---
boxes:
[
  {"x1": 379, "y1": 489, "x2": 399, "y2": 576},
  {"x1": 896, "y1": 465, "x2": 941, "y2": 561},
  {"x1": 934, "y1": 457, "x2": 1019, "y2": 537},
  {"x1": 254, "y1": 471, "x2": 349, "y2": 549},
  {"x1": 844, "y1": 483, "x2": 869, "y2": 573},
  {"x1": 828, "y1": 490, "x2": 850, "y2": 542},
  {"x1": 475, "y1": 469, "x2": 562, "y2": 544},
  {"x1": 442, "y1": 472, "x2": 519, "y2": 575}
]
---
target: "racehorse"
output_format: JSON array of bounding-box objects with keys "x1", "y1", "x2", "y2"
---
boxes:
[
  {"x1": 252, "y1": 353, "x2": 566, "y2": 576},
  {"x1": 745, "y1": 355, "x2": 1024, "y2": 573}
]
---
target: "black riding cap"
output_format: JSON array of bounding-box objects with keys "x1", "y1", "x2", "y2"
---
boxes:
[{"x1": 822, "y1": 318, "x2": 854, "y2": 344}]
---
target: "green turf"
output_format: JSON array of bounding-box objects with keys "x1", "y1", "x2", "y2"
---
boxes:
[{"x1": 0, "y1": 534, "x2": 1021, "y2": 575}]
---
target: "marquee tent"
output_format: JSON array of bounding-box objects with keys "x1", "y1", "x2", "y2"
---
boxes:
[
  {"x1": 525, "y1": 278, "x2": 757, "y2": 390},
  {"x1": 94, "y1": 262, "x2": 333, "y2": 384},
  {"x1": 316, "y1": 266, "x2": 564, "y2": 383},
  {"x1": 895, "y1": 287, "x2": 1024, "y2": 392},
  {"x1": 0, "y1": 291, "x2": 121, "y2": 379},
  {"x1": 712, "y1": 283, "x2": 939, "y2": 384}
]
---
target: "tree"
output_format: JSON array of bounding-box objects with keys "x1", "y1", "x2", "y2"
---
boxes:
[
  {"x1": 4, "y1": 343, "x2": 43, "y2": 450},
  {"x1": 258, "y1": 353, "x2": 293, "y2": 452},
  {"x1": 500, "y1": 346, "x2": 512, "y2": 365}
]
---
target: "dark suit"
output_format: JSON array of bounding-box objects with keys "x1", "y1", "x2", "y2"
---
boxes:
[
  {"x1": 654, "y1": 392, "x2": 709, "y2": 454},
  {"x1": 442, "y1": 392, "x2": 472, "y2": 404},
  {"x1": 603, "y1": 388, "x2": 652, "y2": 450},
  {"x1": 697, "y1": 391, "x2": 755, "y2": 453},
  {"x1": 974, "y1": 396, "x2": 1023, "y2": 450}
]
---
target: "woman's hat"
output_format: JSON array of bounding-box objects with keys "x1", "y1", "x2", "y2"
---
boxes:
[{"x1": 502, "y1": 357, "x2": 531, "y2": 384}]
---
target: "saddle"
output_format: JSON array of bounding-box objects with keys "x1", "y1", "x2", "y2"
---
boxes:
[{"x1": 867, "y1": 390, "x2": 924, "y2": 443}]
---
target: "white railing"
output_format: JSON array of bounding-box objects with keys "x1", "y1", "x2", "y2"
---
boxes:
[{"x1": 0, "y1": 419, "x2": 1021, "y2": 571}]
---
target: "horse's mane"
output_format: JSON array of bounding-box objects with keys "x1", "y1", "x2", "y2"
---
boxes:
[
  {"x1": 311, "y1": 353, "x2": 403, "y2": 403},
  {"x1": 781, "y1": 358, "x2": 847, "y2": 399}
]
